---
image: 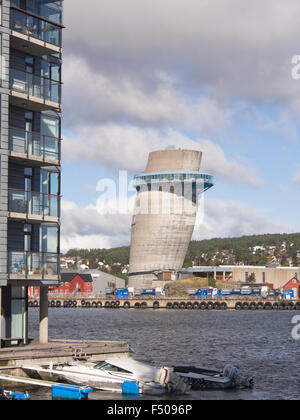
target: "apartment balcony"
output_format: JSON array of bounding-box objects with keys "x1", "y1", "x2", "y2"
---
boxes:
[
  {"x1": 8, "y1": 251, "x2": 59, "y2": 282},
  {"x1": 9, "y1": 127, "x2": 61, "y2": 166},
  {"x1": 8, "y1": 189, "x2": 60, "y2": 223},
  {"x1": 9, "y1": 68, "x2": 61, "y2": 111},
  {"x1": 10, "y1": 7, "x2": 62, "y2": 56}
]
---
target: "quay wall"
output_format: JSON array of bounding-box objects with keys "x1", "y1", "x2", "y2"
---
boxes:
[{"x1": 29, "y1": 297, "x2": 300, "y2": 311}]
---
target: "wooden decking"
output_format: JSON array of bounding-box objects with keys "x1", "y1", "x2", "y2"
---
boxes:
[{"x1": 0, "y1": 339, "x2": 130, "y2": 367}]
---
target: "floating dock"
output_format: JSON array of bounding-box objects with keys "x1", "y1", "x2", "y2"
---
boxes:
[
  {"x1": 0, "y1": 338, "x2": 130, "y2": 370},
  {"x1": 0, "y1": 339, "x2": 130, "y2": 397}
]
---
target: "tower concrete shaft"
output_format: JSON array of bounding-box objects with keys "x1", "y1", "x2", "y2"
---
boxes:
[{"x1": 129, "y1": 149, "x2": 214, "y2": 290}]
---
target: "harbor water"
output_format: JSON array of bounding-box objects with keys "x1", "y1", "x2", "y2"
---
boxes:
[{"x1": 27, "y1": 308, "x2": 300, "y2": 400}]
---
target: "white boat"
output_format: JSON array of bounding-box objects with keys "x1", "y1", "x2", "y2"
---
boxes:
[{"x1": 22, "y1": 357, "x2": 191, "y2": 396}]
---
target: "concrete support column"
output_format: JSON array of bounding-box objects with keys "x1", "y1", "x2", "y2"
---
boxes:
[
  {"x1": 0, "y1": 288, "x2": 3, "y2": 346},
  {"x1": 39, "y1": 287, "x2": 48, "y2": 344}
]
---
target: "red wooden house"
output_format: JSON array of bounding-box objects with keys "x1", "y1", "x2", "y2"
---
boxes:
[
  {"x1": 282, "y1": 277, "x2": 300, "y2": 299},
  {"x1": 28, "y1": 272, "x2": 93, "y2": 298}
]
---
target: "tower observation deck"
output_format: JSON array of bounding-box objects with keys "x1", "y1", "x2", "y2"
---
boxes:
[{"x1": 128, "y1": 149, "x2": 214, "y2": 289}]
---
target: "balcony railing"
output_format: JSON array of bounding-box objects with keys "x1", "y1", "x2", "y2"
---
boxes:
[
  {"x1": 9, "y1": 251, "x2": 59, "y2": 277},
  {"x1": 11, "y1": 8, "x2": 62, "y2": 48},
  {"x1": 9, "y1": 127, "x2": 61, "y2": 161},
  {"x1": 10, "y1": 68, "x2": 61, "y2": 105},
  {"x1": 8, "y1": 189, "x2": 60, "y2": 218}
]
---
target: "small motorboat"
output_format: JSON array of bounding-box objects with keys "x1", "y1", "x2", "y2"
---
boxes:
[
  {"x1": 22, "y1": 357, "x2": 190, "y2": 396},
  {"x1": 173, "y1": 364, "x2": 254, "y2": 390}
]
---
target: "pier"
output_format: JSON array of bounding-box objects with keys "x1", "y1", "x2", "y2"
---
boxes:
[
  {"x1": 29, "y1": 297, "x2": 300, "y2": 311},
  {"x1": 0, "y1": 338, "x2": 130, "y2": 379}
]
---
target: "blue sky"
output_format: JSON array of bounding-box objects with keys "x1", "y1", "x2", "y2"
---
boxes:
[{"x1": 59, "y1": 0, "x2": 300, "y2": 251}]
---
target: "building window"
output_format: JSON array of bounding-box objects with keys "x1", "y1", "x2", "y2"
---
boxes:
[{"x1": 192, "y1": 181, "x2": 197, "y2": 204}]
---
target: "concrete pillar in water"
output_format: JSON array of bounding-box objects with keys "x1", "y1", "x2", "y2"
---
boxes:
[
  {"x1": 39, "y1": 287, "x2": 48, "y2": 344},
  {"x1": 0, "y1": 288, "x2": 4, "y2": 346}
]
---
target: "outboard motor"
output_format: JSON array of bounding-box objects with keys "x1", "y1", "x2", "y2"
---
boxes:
[
  {"x1": 223, "y1": 364, "x2": 254, "y2": 388},
  {"x1": 223, "y1": 365, "x2": 239, "y2": 382}
]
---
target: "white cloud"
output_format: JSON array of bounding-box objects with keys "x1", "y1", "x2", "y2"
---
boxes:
[
  {"x1": 62, "y1": 124, "x2": 262, "y2": 187},
  {"x1": 194, "y1": 198, "x2": 294, "y2": 240},
  {"x1": 63, "y1": 0, "x2": 300, "y2": 113},
  {"x1": 292, "y1": 169, "x2": 300, "y2": 185},
  {"x1": 63, "y1": 56, "x2": 233, "y2": 132},
  {"x1": 60, "y1": 200, "x2": 132, "y2": 252}
]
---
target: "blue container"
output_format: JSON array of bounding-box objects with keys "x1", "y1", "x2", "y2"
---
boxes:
[
  {"x1": 122, "y1": 381, "x2": 139, "y2": 395},
  {"x1": 9, "y1": 392, "x2": 30, "y2": 400},
  {"x1": 52, "y1": 384, "x2": 93, "y2": 400},
  {"x1": 283, "y1": 290, "x2": 294, "y2": 298},
  {"x1": 116, "y1": 289, "x2": 129, "y2": 299}
]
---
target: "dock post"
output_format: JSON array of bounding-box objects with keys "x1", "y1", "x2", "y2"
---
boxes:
[{"x1": 39, "y1": 287, "x2": 49, "y2": 344}]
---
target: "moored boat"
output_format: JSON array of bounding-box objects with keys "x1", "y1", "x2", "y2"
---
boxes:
[{"x1": 22, "y1": 357, "x2": 190, "y2": 396}]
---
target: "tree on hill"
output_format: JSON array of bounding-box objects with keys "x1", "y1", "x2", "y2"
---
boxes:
[{"x1": 248, "y1": 272, "x2": 256, "y2": 284}]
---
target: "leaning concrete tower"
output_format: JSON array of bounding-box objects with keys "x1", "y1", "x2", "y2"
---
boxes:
[{"x1": 128, "y1": 148, "x2": 214, "y2": 289}]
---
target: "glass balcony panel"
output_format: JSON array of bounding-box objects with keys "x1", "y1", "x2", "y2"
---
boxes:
[
  {"x1": 43, "y1": 253, "x2": 58, "y2": 275},
  {"x1": 8, "y1": 251, "x2": 59, "y2": 277},
  {"x1": 8, "y1": 190, "x2": 27, "y2": 213},
  {"x1": 12, "y1": 0, "x2": 63, "y2": 26},
  {"x1": 8, "y1": 189, "x2": 59, "y2": 218},
  {"x1": 9, "y1": 128, "x2": 60, "y2": 161},
  {"x1": 49, "y1": 195, "x2": 58, "y2": 217},
  {"x1": 44, "y1": 136, "x2": 59, "y2": 160},
  {"x1": 9, "y1": 252, "x2": 26, "y2": 275},
  {"x1": 10, "y1": 69, "x2": 61, "y2": 104},
  {"x1": 10, "y1": 68, "x2": 27, "y2": 93},
  {"x1": 28, "y1": 191, "x2": 43, "y2": 215},
  {"x1": 9, "y1": 128, "x2": 26, "y2": 154},
  {"x1": 11, "y1": 8, "x2": 62, "y2": 47},
  {"x1": 30, "y1": 132, "x2": 43, "y2": 156},
  {"x1": 44, "y1": 21, "x2": 60, "y2": 46}
]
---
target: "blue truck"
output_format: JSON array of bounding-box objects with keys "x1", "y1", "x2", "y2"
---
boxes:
[{"x1": 115, "y1": 289, "x2": 130, "y2": 299}]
